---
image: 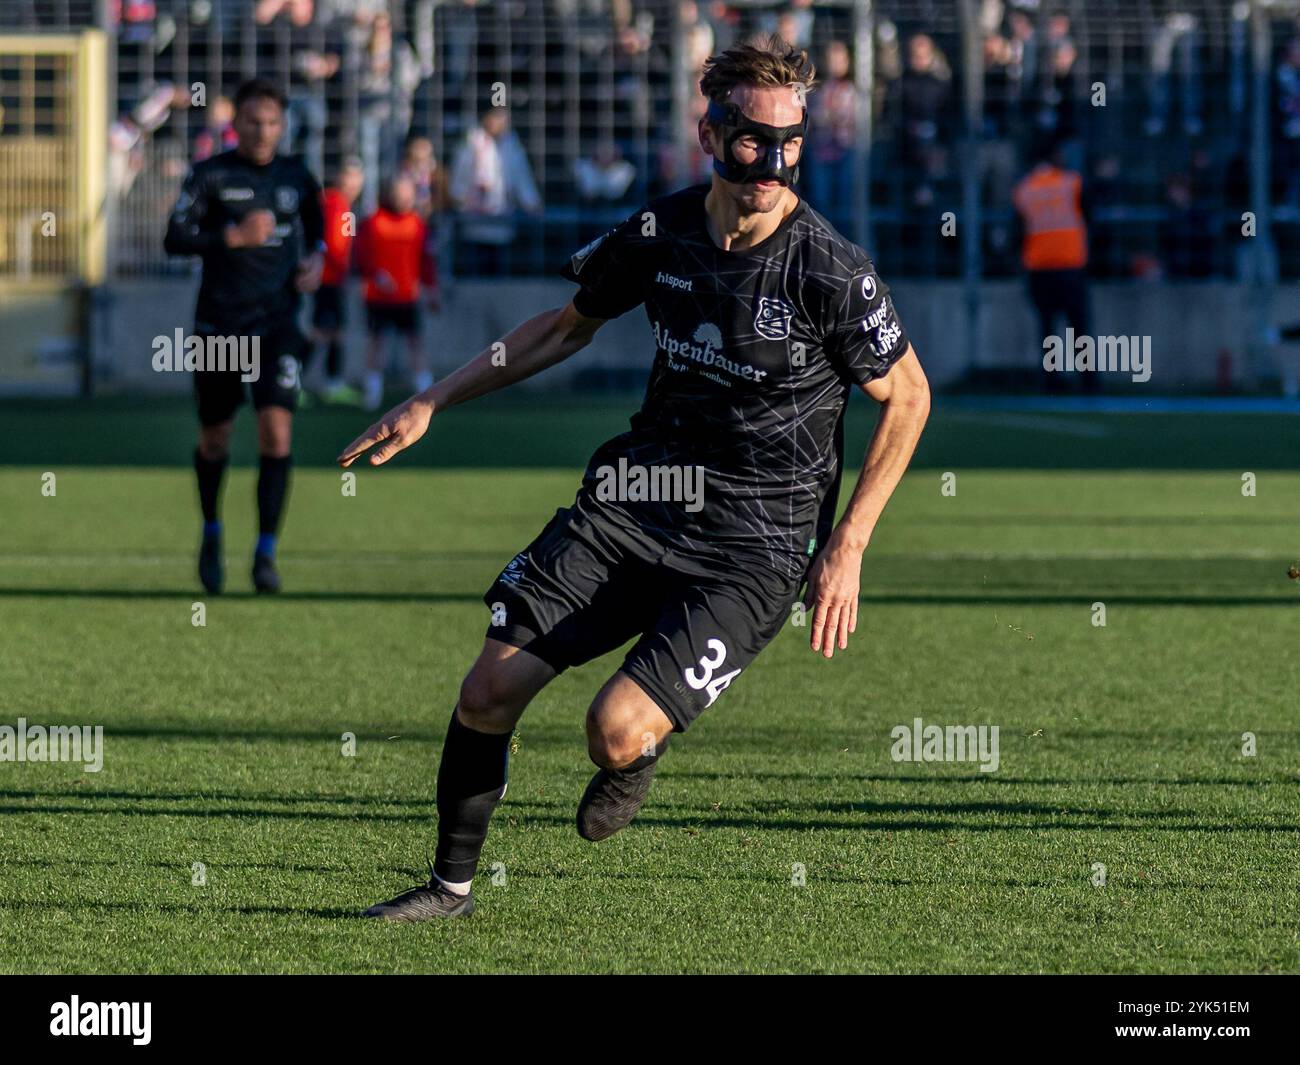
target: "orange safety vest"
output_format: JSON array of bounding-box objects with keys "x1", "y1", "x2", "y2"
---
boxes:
[{"x1": 1012, "y1": 164, "x2": 1087, "y2": 271}]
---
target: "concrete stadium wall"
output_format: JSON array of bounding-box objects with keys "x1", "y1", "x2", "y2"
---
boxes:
[{"x1": 91, "y1": 277, "x2": 1300, "y2": 395}]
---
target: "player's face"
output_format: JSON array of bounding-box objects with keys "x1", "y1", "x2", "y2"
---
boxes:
[
  {"x1": 710, "y1": 85, "x2": 804, "y2": 214},
  {"x1": 233, "y1": 98, "x2": 285, "y2": 165}
]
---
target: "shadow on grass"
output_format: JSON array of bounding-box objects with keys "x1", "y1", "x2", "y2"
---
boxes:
[
  {"x1": 3, "y1": 791, "x2": 1297, "y2": 832},
  {"x1": 0, "y1": 585, "x2": 1296, "y2": 607}
]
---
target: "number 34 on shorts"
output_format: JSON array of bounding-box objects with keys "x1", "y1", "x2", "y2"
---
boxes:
[{"x1": 683, "y1": 638, "x2": 741, "y2": 708}]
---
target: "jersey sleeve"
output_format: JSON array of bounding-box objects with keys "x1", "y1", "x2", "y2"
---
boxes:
[
  {"x1": 558, "y1": 209, "x2": 648, "y2": 320},
  {"x1": 163, "y1": 165, "x2": 218, "y2": 257},
  {"x1": 822, "y1": 261, "x2": 911, "y2": 384},
  {"x1": 298, "y1": 165, "x2": 325, "y2": 252}
]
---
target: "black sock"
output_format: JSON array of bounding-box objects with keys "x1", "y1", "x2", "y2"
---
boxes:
[
  {"x1": 434, "y1": 711, "x2": 511, "y2": 886},
  {"x1": 326, "y1": 338, "x2": 343, "y2": 379},
  {"x1": 257, "y1": 454, "x2": 292, "y2": 539},
  {"x1": 194, "y1": 448, "x2": 228, "y2": 526}
]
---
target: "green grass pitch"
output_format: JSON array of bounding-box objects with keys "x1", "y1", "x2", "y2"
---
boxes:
[{"x1": 0, "y1": 398, "x2": 1297, "y2": 973}]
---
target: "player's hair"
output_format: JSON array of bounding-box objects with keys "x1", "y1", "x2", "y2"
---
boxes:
[
  {"x1": 233, "y1": 77, "x2": 288, "y2": 114},
  {"x1": 699, "y1": 33, "x2": 817, "y2": 109}
]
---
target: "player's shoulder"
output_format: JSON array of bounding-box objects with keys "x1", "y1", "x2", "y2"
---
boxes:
[{"x1": 791, "y1": 200, "x2": 876, "y2": 285}]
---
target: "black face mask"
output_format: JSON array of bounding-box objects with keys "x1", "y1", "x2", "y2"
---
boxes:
[{"x1": 705, "y1": 99, "x2": 808, "y2": 187}]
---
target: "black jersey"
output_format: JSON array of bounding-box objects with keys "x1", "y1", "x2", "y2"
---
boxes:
[
  {"x1": 164, "y1": 150, "x2": 324, "y2": 332},
  {"x1": 559, "y1": 184, "x2": 911, "y2": 580}
]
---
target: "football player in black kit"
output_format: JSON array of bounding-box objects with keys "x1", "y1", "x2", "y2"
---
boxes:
[
  {"x1": 164, "y1": 78, "x2": 325, "y2": 595},
  {"x1": 340, "y1": 36, "x2": 930, "y2": 920}
]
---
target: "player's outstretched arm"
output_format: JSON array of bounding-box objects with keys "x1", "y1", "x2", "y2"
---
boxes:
[
  {"x1": 337, "y1": 299, "x2": 606, "y2": 468},
  {"x1": 805, "y1": 345, "x2": 930, "y2": 659}
]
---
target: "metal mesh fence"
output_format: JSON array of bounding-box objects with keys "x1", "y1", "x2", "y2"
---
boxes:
[{"x1": 2, "y1": 0, "x2": 1298, "y2": 282}]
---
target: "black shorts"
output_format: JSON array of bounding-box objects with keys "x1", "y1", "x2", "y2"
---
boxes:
[
  {"x1": 366, "y1": 302, "x2": 419, "y2": 336},
  {"x1": 311, "y1": 284, "x2": 345, "y2": 332},
  {"x1": 482, "y1": 493, "x2": 801, "y2": 732},
  {"x1": 193, "y1": 318, "x2": 306, "y2": 427}
]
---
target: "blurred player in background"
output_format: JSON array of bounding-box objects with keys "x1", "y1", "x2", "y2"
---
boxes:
[
  {"x1": 356, "y1": 174, "x2": 440, "y2": 411},
  {"x1": 164, "y1": 78, "x2": 325, "y2": 595},
  {"x1": 307, "y1": 157, "x2": 365, "y2": 405}
]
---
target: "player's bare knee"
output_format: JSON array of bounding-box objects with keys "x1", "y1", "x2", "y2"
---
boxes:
[
  {"x1": 458, "y1": 666, "x2": 522, "y2": 732},
  {"x1": 585, "y1": 711, "x2": 645, "y2": 769},
  {"x1": 198, "y1": 423, "x2": 233, "y2": 460}
]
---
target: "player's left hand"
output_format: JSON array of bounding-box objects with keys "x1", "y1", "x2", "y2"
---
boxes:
[
  {"x1": 804, "y1": 535, "x2": 862, "y2": 659},
  {"x1": 337, "y1": 394, "x2": 435, "y2": 468},
  {"x1": 295, "y1": 251, "x2": 324, "y2": 293}
]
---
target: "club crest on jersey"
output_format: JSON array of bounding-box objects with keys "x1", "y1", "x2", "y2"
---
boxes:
[
  {"x1": 754, "y1": 296, "x2": 794, "y2": 341},
  {"x1": 569, "y1": 232, "x2": 608, "y2": 276},
  {"x1": 275, "y1": 186, "x2": 299, "y2": 213}
]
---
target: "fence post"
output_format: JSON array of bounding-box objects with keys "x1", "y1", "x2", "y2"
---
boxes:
[
  {"x1": 850, "y1": 0, "x2": 874, "y2": 253},
  {"x1": 1248, "y1": 0, "x2": 1277, "y2": 389},
  {"x1": 959, "y1": 0, "x2": 984, "y2": 379}
]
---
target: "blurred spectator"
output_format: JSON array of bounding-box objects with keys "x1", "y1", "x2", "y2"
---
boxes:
[
  {"x1": 1012, "y1": 143, "x2": 1092, "y2": 392},
  {"x1": 1276, "y1": 37, "x2": 1300, "y2": 208},
  {"x1": 982, "y1": 33, "x2": 1018, "y2": 259},
  {"x1": 1031, "y1": 13, "x2": 1081, "y2": 169},
  {"x1": 398, "y1": 136, "x2": 451, "y2": 222},
  {"x1": 357, "y1": 176, "x2": 440, "y2": 410},
  {"x1": 575, "y1": 142, "x2": 638, "y2": 202},
  {"x1": 1146, "y1": 11, "x2": 1203, "y2": 139},
  {"x1": 308, "y1": 158, "x2": 365, "y2": 404},
  {"x1": 449, "y1": 107, "x2": 542, "y2": 276},
  {"x1": 255, "y1": 0, "x2": 341, "y2": 180},
  {"x1": 898, "y1": 34, "x2": 951, "y2": 207},
  {"x1": 762, "y1": 1, "x2": 814, "y2": 50},
  {"x1": 352, "y1": 9, "x2": 421, "y2": 213},
  {"x1": 1161, "y1": 155, "x2": 1215, "y2": 279},
  {"x1": 808, "y1": 40, "x2": 856, "y2": 234},
  {"x1": 194, "y1": 95, "x2": 238, "y2": 162}
]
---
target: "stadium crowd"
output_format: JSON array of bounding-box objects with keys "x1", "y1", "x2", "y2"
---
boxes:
[{"x1": 68, "y1": 0, "x2": 1300, "y2": 283}]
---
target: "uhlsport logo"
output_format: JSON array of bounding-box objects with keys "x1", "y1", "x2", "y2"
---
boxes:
[
  {"x1": 50, "y1": 996, "x2": 151, "y2": 1045},
  {"x1": 656, "y1": 270, "x2": 693, "y2": 292},
  {"x1": 754, "y1": 296, "x2": 794, "y2": 340}
]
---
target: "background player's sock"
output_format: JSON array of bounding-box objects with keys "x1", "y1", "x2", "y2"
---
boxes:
[
  {"x1": 434, "y1": 710, "x2": 511, "y2": 888},
  {"x1": 326, "y1": 338, "x2": 343, "y2": 380},
  {"x1": 255, "y1": 532, "x2": 277, "y2": 559},
  {"x1": 412, "y1": 369, "x2": 432, "y2": 393},
  {"x1": 194, "y1": 448, "x2": 228, "y2": 525},
  {"x1": 363, "y1": 370, "x2": 382, "y2": 410},
  {"x1": 256, "y1": 454, "x2": 292, "y2": 549}
]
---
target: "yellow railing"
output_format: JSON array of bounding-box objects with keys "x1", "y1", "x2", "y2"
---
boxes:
[{"x1": 0, "y1": 30, "x2": 106, "y2": 285}]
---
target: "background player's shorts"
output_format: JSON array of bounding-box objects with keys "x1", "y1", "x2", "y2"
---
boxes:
[
  {"x1": 193, "y1": 318, "x2": 306, "y2": 426},
  {"x1": 365, "y1": 301, "x2": 419, "y2": 336},
  {"x1": 482, "y1": 493, "x2": 801, "y2": 732},
  {"x1": 311, "y1": 284, "x2": 345, "y2": 332}
]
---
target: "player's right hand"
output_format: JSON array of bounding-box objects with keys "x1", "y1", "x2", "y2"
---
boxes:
[
  {"x1": 225, "y1": 209, "x2": 276, "y2": 248},
  {"x1": 337, "y1": 395, "x2": 435, "y2": 468}
]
